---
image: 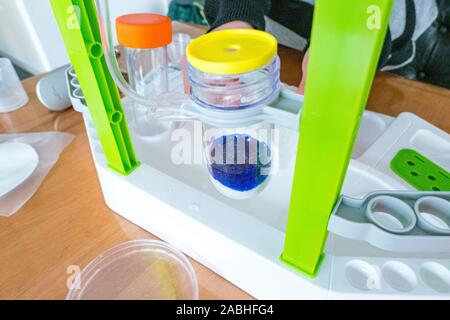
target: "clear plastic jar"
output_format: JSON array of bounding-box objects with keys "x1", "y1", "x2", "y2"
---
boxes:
[
  {"x1": 186, "y1": 29, "x2": 280, "y2": 111},
  {"x1": 116, "y1": 14, "x2": 172, "y2": 138},
  {"x1": 187, "y1": 56, "x2": 280, "y2": 110},
  {"x1": 125, "y1": 46, "x2": 168, "y2": 97}
]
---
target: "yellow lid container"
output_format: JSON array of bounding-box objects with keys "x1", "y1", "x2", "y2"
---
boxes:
[{"x1": 186, "y1": 29, "x2": 278, "y2": 75}]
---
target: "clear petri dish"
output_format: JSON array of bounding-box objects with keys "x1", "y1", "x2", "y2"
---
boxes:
[{"x1": 66, "y1": 239, "x2": 198, "y2": 300}]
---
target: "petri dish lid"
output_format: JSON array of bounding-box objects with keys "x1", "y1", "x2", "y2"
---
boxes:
[
  {"x1": 66, "y1": 240, "x2": 198, "y2": 300},
  {"x1": 186, "y1": 29, "x2": 277, "y2": 75}
]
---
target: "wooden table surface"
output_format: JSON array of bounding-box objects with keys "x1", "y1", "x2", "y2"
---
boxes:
[{"x1": 0, "y1": 26, "x2": 449, "y2": 300}]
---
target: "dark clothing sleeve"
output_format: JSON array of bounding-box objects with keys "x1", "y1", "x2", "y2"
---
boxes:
[
  {"x1": 204, "y1": 0, "x2": 391, "y2": 69},
  {"x1": 204, "y1": 0, "x2": 271, "y2": 31},
  {"x1": 379, "y1": 30, "x2": 392, "y2": 69}
]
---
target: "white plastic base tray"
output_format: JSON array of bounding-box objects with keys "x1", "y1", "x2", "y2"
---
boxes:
[{"x1": 79, "y1": 99, "x2": 449, "y2": 299}]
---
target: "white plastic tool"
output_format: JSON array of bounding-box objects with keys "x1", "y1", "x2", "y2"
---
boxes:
[
  {"x1": 0, "y1": 142, "x2": 39, "y2": 197},
  {"x1": 329, "y1": 191, "x2": 450, "y2": 253},
  {"x1": 415, "y1": 196, "x2": 450, "y2": 235},
  {"x1": 36, "y1": 64, "x2": 72, "y2": 111},
  {"x1": 365, "y1": 195, "x2": 417, "y2": 234}
]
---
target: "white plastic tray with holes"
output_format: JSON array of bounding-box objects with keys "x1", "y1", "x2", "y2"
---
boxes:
[
  {"x1": 69, "y1": 68, "x2": 450, "y2": 299},
  {"x1": 328, "y1": 191, "x2": 450, "y2": 299}
]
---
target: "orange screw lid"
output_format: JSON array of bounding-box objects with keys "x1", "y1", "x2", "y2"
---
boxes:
[{"x1": 116, "y1": 14, "x2": 172, "y2": 49}]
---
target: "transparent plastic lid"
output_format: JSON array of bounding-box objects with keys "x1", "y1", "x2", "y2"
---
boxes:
[{"x1": 66, "y1": 240, "x2": 199, "y2": 300}]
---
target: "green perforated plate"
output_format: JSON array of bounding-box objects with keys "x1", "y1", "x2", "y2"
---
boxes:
[{"x1": 391, "y1": 149, "x2": 450, "y2": 191}]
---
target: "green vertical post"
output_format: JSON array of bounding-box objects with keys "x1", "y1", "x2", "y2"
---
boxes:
[
  {"x1": 50, "y1": 0, "x2": 139, "y2": 175},
  {"x1": 281, "y1": 0, "x2": 394, "y2": 277}
]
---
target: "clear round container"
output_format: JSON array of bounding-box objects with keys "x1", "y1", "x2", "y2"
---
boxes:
[
  {"x1": 66, "y1": 240, "x2": 199, "y2": 300},
  {"x1": 203, "y1": 121, "x2": 274, "y2": 199},
  {"x1": 187, "y1": 56, "x2": 280, "y2": 110},
  {"x1": 125, "y1": 46, "x2": 169, "y2": 97},
  {"x1": 0, "y1": 58, "x2": 28, "y2": 112}
]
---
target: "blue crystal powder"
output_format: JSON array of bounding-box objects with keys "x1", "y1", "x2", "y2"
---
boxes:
[{"x1": 209, "y1": 134, "x2": 272, "y2": 192}]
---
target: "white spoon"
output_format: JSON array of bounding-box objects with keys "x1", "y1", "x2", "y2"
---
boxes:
[{"x1": 0, "y1": 142, "x2": 39, "y2": 197}]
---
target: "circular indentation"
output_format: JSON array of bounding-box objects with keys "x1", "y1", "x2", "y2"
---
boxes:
[
  {"x1": 68, "y1": 68, "x2": 77, "y2": 77},
  {"x1": 410, "y1": 171, "x2": 419, "y2": 177},
  {"x1": 420, "y1": 262, "x2": 450, "y2": 293},
  {"x1": 365, "y1": 196, "x2": 417, "y2": 234},
  {"x1": 70, "y1": 77, "x2": 80, "y2": 87},
  {"x1": 72, "y1": 87, "x2": 84, "y2": 99},
  {"x1": 432, "y1": 187, "x2": 441, "y2": 192},
  {"x1": 382, "y1": 261, "x2": 417, "y2": 292},
  {"x1": 88, "y1": 42, "x2": 103, "y2": 59},
  {"x1": 345, "y1": 260, "x2": 380, "y2": 291},
  {"x1": 110, "y1": 111, "x2": 123, "y2": 125},
  {"x1": 428, "y1": 175, "x2": 436, "y2": 181},
  {"x1": 415, "y1": 197, "x2": 450, "y2": 235},
  {"x1": 407, "y1": 161, "x2": 415, "y2": 166}
]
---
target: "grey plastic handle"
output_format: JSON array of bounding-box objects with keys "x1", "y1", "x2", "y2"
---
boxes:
[
  {"x1": 365, "y1": 196, "x2": 417, "y2": 234},
  {"x1": 415, "y1": 196, "x2": 450, "y2": 235}
]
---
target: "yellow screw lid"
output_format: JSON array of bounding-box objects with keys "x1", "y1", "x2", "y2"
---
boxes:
[{"x1": 186, "y1": 29, "x2": 278, "y2": 75}]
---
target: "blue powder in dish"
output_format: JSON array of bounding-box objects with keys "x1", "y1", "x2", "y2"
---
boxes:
[{"x1": 209, "y1": 134, "x2": 272, "y2": 192}]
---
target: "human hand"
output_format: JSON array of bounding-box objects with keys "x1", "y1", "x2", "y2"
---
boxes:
[
  {"x1": 297, "y1": 50, "x2": 309, "y2": 95},
  {"x1": 212, "y1": 20, "x2": 254, "y2": 31}
]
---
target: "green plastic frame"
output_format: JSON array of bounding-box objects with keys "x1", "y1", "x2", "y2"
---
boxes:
[
  {"x1": 281, "y1": 0, "x2": 394, "y2": 277},
  {"x1": 50, "y1": 0, "x2": 139, "y2": 175}
]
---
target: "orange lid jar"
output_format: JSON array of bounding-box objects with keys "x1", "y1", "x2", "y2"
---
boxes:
[
  {"x1": 116, "y1": 13, "x2": 173, "y2": 138},
  {"x1": 116, "y1": 13, "x2": 172, "y2": 49}
]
